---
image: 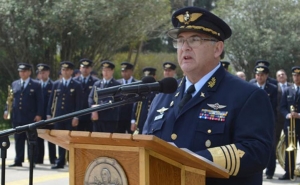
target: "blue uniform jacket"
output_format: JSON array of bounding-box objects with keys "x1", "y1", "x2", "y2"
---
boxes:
[
  {"x1": 11, "y1": 78, "x2": 44, "y2": 126},
  {"x1": 73, "y1": 75, "x2": 99, "y2": 121},
  {"x1": 47, "y1": 79, "x2": 82, "y2": 118},
  {"x1": 88, "y1": 79, "x2": 121, "y2": 122},
  {"x1": 143, "y1": 67, "x2": 274, "y2": 185},
  {"x1": 41, "y1": 79, "x2": 53, "y2": 120}
]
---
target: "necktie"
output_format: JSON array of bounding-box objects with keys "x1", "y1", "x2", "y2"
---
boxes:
[
  {"x1": 125, "y1": 80, "x2": 128, "y2": 84},
  {"x1": 295, "y1": 86, "x2": 300, "y2": 102},
  {"x1": 104, "y1": 82, "x2": 108, "y2": 88},
  {"x1": 64, "y1": 81, "x2": 67, "y2": 87},
  {"x1": 83, "y1": 77, "x2": 86, "y2": 84},
  {"x1": 21, "y1": 81, "x2": 25, "y2": 91},
  {"x1": 179, "y1": 85, "x2": 195, "y2": 110}
]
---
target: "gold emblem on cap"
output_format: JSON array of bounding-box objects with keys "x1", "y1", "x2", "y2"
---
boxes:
[
  {"x1": 103, "y1": 63, "x2": 109, "y2": 67},
  {"x1": 38, "y1": 66, "x2": 44, "y2": 71},
  {"x1": 294, "y1": 69, "x2": 300, "y2": 73},
  {"x1": 208, "y1": 77, "x2": 216, "y2": 88},
  {"x1": 19, "y1": 65, "x2": 25, "y2": 68},
  {"x1": 177, "y1": 11, "x2": 203, "y2": 25},
  {"x1": 121, "y1": 64, "x2": 127, "y2": 68},
  {"x1": 256, "y1": 67, "x2": 264, "y2": 72},
  {"x1": 82, "y1": 61, "x2": 89, "y2": 65},
  {"x1": 144, "y1": 71, "x2": 150, "y2": 76},
  {"x1": 205, "y1": 140, "x2": 211, "y2": 147},
  {"x1": 62, "y1": 64, "x2": 69, "y2": 68},
  {"x1": 171, "y1": 133, "x2": 177, "y2": 140},
  {"x1": 257, "y1": 62, "x2": 266, "y2": 66},
  {"x1": 157, "y1": 107, "x2": 168, "y2": 114}
]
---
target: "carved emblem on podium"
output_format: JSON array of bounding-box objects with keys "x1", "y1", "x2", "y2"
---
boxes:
[{"x1": 84, "y1": 157, "x2": 128, "y2": 185}]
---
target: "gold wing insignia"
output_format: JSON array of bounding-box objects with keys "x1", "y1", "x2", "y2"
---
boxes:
[
  {"x1": 207, "y1": 103, "x2": 226, "y2": 110},
  {"x1": 176, "y1": 12, "x2": 203, "y2": 25}
]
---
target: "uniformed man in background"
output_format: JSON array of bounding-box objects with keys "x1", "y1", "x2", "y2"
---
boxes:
[
  {"x1": 4, "y1": 63, "x2": 43, "y2": 167},
  {"x1": 163, "y1": 61, "x2": 177, "y2": 78},
  {"x1": 88, "y1": 61, "x2": 121, "y2": 133},
  {"x1": 35, "y1": 63, "x2": 57, "y2": 165},
  {"x1": 279, "y1": 66, "x2": 300, "y2": 180},
  {"x1": 131, "y1": 67, "x2": 157, "y2": 134},
  {"x1": 47, "y1": 61, "x2": 82, "y2": 169},
  {"x1": 249, "y1": 60, "x2": 277, "y2": 86},
  {"x1": 142, "y1": 6, "x2": 274, "y2": 185},
  {"x1": 74, "y1": 59, "x2": 99, "y2": 131},
  {"x1": 117, "y1": 62, "x2": 138, "y2": 133}
]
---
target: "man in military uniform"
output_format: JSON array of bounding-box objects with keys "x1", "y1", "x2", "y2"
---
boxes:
[
  {"x1": 163, "y1": 61, "x2": 177, "y2": 78},
  {"x1": 131, "y1": 67, "x2": 157, "y2": 134},
  {"x1": 3, "y1": 63, "x2": 43, "y2": 167},
  {"x1": 73, "y1": 59, "x2": 99, "y2": 132},
  {"x1": 35, "y1": 63, "x2": 57, "y2": 165},
  {"x1": 47, "y1": 61, "x2": 82, "y2": 169},
  {"x1": 251, "y1": 65, "x2": 277, "y2": 179},
  {"x1": 117, "y1": 62, "x2": 138, "y2": 133},
  {"x1": 279, "y1": 66, "x2": 300, "y2": 180},
  {"x1": 249, "y1": 60, "x2": 277, "y2": 86},
  {"x1": 88, "y1": 61, "x2": 121, "y2": 133},
  {"x1": 220, "y1": 61, "x2": 230, "y2": 71},
  {"x1": 142, "y1": 7, "x2": 274, "y2": 185}
]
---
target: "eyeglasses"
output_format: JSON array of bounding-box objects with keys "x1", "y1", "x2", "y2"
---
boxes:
[{"x1": 172, "y1": 36, "x2": 218, "y2": 49}]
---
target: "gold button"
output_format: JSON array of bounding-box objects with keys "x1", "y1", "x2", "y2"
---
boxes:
[
  {"x1": 20, "y1": 98, "x2": 22, "y2": 100},
  {"x1": 207, "y1": 129, "x2": 211, "y2": 134},
  {"x1": 171, "y1": 133, "x2": 177, "y2": 140},
  {"x1": 63, "y1": 94, "x2": 65, "y2": 96},
  {"x1": 170, "y1": 101, "x2": 174, "y2": 107},
  {"x1": 62, "y1": 102, "x2": 64, "y2": 105},
  {"x1": 19, "y1": 107, "x2": 22, "y2": 109},
  {"x1": 62, "y1": 98, "x2": 65, "y2": 100},
  {"x1": 61, "y1": 106, "x2": 64, "y2": 109},
  {"x1": 20, "y1": 94, "x2": 23, "y2": 96},
  {"x1": 205, "y1": 140, "x2": 211, "y2": 147},
  {"x1": 19, "y1": 102, "x2": 22, "y2": 105}
]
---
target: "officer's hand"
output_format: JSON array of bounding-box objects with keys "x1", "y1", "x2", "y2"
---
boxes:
[
  {"x1": 291, "y1": 112, "x2": 299, "y2": 119},
  {"x1": 131, "y1": 123, "x2": 137, "y2": 132},
  {"x1": 34, "y1": 115, "x2": 42, "y2": 122},
  {"x1": 46, "y1": 115, "x2": 52, "y2": 120},
  {"x1": 72, "y1": 118, "x2": 79, "y2": 127},
  {"x1": 91, "y1": 105, "x2": 99, "y2": 121},
  {"x1": 3, "y1": 113, "x2": 8, "y2": 120}
]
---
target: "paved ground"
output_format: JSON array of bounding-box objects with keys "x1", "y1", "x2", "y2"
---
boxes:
[{"x1": 1, "y1": 135, "x2": 300, "y2": 184}]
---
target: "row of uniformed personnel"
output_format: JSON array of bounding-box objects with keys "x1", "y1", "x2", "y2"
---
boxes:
[{"x1": 3, "y1": 59, "x2": 177, "y2": 169}]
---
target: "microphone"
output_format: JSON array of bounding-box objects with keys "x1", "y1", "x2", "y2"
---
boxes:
[
  {"x1": 95, "y1": 76, "x2": 156, "y2": 99},
  {"x1": 118, "y1": 77, "x2": 178, "y2": 95}
]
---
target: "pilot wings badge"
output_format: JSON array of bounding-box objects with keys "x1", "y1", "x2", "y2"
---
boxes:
[{"x1": 207, "y1": 103, "x2": 226, "y2": 110}]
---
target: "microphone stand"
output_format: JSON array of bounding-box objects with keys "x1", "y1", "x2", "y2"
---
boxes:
[{"x1": 0, "y1": 93, "x2": 145, "y2": 185}]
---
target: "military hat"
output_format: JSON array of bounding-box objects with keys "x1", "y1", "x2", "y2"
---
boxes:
[
  {"x1": 254, "y1": 65, "x2": 269, "y2": 74},
  {"x1": 18, "y1": 63, "x2": 32, "y2": 71},
  {"x1": 163, "y1": 62, "x2": 177, "y2": 70},
  {"x1": 220, "y1": 61, "x2": 230, "y2": 70},
  {"x1": 167, "y1": 6, "x2": 232, "y2": 41},
  {"x1": 255, "y1": 60, "x2": 270, "y2": 67},
  {"x1": 60, "y1": 61, "x2": 74, "y2": 69},
  {"x1": 36, "y1": 63, "x2": 50, "y2": 72},
  {"x1": 120, "y1": 62, "x2": 134, "y2": 71},
  {"x1": 79, "y1": 58, "x2": 93, "y2": 67},
  {"x1": 143, "y1": 67, "x2": 156, "y2": 76},
  {"x1": 292, "y1": 66, "x2": 300, "y2": 75},
  {"x1": 101, "y1": 60, "x2": 115, "y2": 69}
]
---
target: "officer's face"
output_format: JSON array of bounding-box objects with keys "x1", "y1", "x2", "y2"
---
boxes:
[
  {"x1": 102, "y1": 68, "x2": 114, "y2": 80},
  {"x1": 276, "y1": 71, "x2": 287, "y2": 83},
  {"x1": 39, "y1": 70, "x2": 50, "y2": 81},
  {"x1": 19, "y1": 70, "x2": 31, "y2": 80},
  {"x1": 61, "y1": 68, "x2": 73, "y2": 79},
  {"x1": 80, "y1": 66, "x2": 92, "y2": 77},
  {"x1": 177, "y1": 32, "x2": 223, "y2": 80},
  {"x1": 121, "y1": 69, "x2": 133, "y2": 80},
  {"x1": 292, "y1": 74, "x2": 300, "y2": 86},
  {"x1": 255, "y1": 73, "x2": 268, "y2": 85},
  {"x1": 163, "y1": 68, "x2": 176, "y2": 78}
]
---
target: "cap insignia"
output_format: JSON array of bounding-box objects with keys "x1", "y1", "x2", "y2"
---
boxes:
[
  {"x1": 121, "y1": 64, "x2": 127, "y2": 68},
  {"x1": 144, "y1": 71, "x2": 150, "y2": 76},
  {"x1": 103, "y1": 63, "x2": 109, "y2": 67},
  {"x1": 177, "y1": 12, "x2": 203, "y2": 25},
  {"x1": 62, "y1": 64, "x2": 69, "y2": 68},
  {"x1": 256, "y1": 67, "x2": 264, "y2": 72},
  {"x1": 38, "y1": 66, "x2": 44, "y2": 71},
  {"x1": 257, "y1": 62, "x2": 265, "y2": 66},
  {"x1": 294, "y1": 69, "x2": 300, "y2": 73},
  {"x1": 82, "y1": 61, "x2": 89, "y2": 65},
  {"x1": 208, "y1": 77, "x2": 216, "y2": 88},
  {"x1": 19, "y1": 65, "x2": 25, "y2": 69},
  {"x1": 165, "y1": 64, "x2": 171, "y2": 68}
]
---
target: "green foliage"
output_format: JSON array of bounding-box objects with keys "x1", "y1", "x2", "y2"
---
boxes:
[{"x1": 214, "y1": 0, "x2": 300, "y2": 80}]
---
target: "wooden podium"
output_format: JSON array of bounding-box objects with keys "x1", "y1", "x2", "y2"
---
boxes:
[{"x1": 38, "y1": 129, "x2": 228, "y2": 185}]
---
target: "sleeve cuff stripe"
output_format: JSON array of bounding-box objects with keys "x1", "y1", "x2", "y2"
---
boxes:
[
  {"x1": 230, "y1": 144, "x2": 240, "y2": 176},
  {"x1": 224, "y1": 145, "x2": 235, "y2": 175}
]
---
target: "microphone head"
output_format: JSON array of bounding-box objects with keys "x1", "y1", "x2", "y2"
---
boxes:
[
  {"x1": 158, "y1": 77, "x2": 178, "y2": 94},
  {"x1": 141, "y1": 76, "x2": 156, "y2": 83}
]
